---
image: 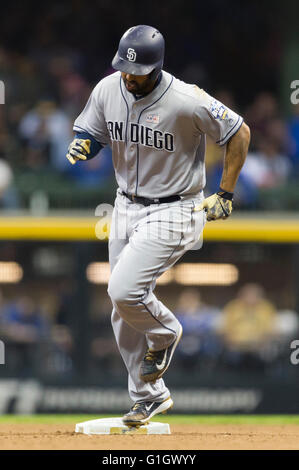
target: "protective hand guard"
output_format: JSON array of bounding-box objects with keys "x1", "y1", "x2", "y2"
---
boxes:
[
  {"x1": 66, "y1": 138, "x2": 91, "y2": 165},
  {"x1": 194, "y1": 192, "x2": 233, "y2": 221}
]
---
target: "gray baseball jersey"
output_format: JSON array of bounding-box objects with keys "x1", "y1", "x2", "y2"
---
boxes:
[{"x1": 73, "y1": 70, "x2": 243, "y2": 198}]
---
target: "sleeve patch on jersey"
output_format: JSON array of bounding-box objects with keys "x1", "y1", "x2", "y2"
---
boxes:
[{"x1": 209, "y1": 99, "x2": 232, "y2": 122}]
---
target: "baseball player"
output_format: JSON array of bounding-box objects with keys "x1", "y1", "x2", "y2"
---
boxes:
[{"x1": 66, "y1": 25, "x2": 250, "y2": 426}]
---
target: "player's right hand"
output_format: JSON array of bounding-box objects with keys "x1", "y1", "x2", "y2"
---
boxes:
[{"x1": 66, "y1": 138, "x2": 91, "y2": 165}]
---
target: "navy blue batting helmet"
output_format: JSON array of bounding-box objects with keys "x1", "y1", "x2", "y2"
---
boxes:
[{"x1": 112, "y1": 25, "x2": 165, "y2": 80}]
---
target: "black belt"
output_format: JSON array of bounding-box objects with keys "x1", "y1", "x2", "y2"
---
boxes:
[{"x1": 122, "y1": 191, "x2": 181, "y2": 206}]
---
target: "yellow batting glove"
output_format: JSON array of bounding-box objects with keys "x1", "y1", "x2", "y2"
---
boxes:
[
  {"x1": 193, "y1": 192, "x2": 233, "y2": 221},
  {"x1": 66, "y1": 138, "x2": 91, "y2": 165}
]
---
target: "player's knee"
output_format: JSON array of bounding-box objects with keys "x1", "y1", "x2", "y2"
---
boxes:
[
  {"x1": 107, "y1": 283, "x2": 124, "y2": 306},
  {"x1": 107, "y1": 276, "x2": 139, "y2": 307}
]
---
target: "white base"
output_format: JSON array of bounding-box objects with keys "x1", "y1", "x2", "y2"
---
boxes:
[{"x1": 75, "y1": 417, "x2": 171, "y2": 435}]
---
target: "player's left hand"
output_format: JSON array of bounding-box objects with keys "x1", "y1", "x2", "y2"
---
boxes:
[
  {"x1": 66, "y1": 138, "x2": 91, "y2": 165},
  {"x1": 193, "y1": 192, "x2": 233, "y2": 221}
]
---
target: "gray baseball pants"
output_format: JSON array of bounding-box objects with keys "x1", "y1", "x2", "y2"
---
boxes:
[{"x1": 107, "y1": 188, "x2": 206, "y2": 404}]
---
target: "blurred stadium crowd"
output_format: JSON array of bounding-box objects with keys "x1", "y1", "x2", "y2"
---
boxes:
[
  {"x1": 0, "y1": 0, "x2": 297, "y2": 211},
  {"x1": 0, "y1": 282, "x2": 298, "y2": 381},
  {"x1": 0, "y1": 44, "x2": 298, "y2": 210},
  {"x1": 0, "y1": 47, "x2": 117, "y2": 210}
]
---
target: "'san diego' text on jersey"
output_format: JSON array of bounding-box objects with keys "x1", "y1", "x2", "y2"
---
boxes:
[{"x1": 107, "y1": 121, "x2": 175, "y2": 152}]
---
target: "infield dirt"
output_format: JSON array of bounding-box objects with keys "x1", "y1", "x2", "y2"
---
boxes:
[{"x1": 1, "y1": 423, "x2": 299, "y2": 450}]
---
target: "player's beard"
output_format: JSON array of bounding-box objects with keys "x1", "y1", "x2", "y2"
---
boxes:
[{"x1": 123, "y1": 76, "x2": 155, "y2": 95}]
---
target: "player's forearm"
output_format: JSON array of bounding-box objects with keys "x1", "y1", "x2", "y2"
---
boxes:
[{"x1": 219, "y1": 122, "x2": 251, "y2": 193}]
